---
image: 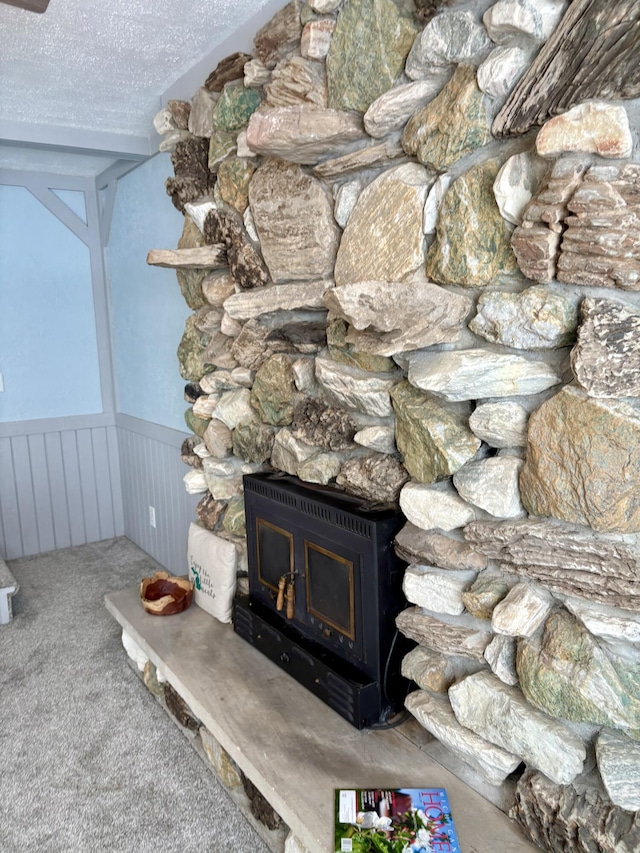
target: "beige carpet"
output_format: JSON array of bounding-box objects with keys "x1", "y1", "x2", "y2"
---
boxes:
[{"x1": 1, "y1": 537, "x2": 270, "y2": 853}]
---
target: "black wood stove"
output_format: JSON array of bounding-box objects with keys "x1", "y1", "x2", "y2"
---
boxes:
[{"x1": 233, "y1": 472, "x2": 409, "y2": 729}]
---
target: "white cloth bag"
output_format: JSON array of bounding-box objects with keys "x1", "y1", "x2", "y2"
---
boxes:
[{"x1": 187, "y1": 522, "x2": 237, "y2": 623}]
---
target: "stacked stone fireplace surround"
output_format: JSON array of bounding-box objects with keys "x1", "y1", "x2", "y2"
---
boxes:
[{"x1": 146, "y1": 0, "x2": 640, "y2": 849}]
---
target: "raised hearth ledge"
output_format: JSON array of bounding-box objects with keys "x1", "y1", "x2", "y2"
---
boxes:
[{"x1": 105, "y1": 587, "x2": 536, "y2": 853}]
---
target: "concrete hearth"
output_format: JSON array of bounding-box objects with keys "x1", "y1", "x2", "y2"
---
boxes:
[{"x1": 105, "y1": 586, "x2": 536, "y2": 853}]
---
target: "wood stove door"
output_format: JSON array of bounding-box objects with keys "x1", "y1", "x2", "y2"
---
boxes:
[{"x1": 294, "y1": 533, "x2": 364, "y2": 666}]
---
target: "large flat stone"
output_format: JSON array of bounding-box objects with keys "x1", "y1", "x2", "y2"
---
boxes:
[
  {"x1": 536, "y1": 101, "x2": 632, "y2": 160},
  {"x1": 449, "y1": 671, "x2": 586, "y2": 785},
  {"x1": 395, "y1": 523, "x2": 487, "y2": 572},
  {"x1": 253, "y1": 0, "x2": 302, "y2": 68},
  {"x1": 453, "y1": 457, "x2": 525, "y2": 519},
  {"x1": 405, "y1": 10, "x2": 492, "y2": 80},
  {"x1": 405, "y1": 690, "x2": 521, "y2": 786},
  {"x1": 571, "y1": 296, "x2": 640, "y2": 398},
  {"x1": 519, "y1": 386, "x2": 640, "y2": 533},
  {"x1": 401, "y1": 646, "x2": 485, "y2": 694},
  {"x1": 105, "y1": 585, "x2": 538, "y2": 853},
  {"x1": 363, "y1": 77, "x2": 448, "y2": 139},
  {"x1": 469, "y1": 401, "x2": 529, "y2": 449},
  {"x1": 402, "y1": 64, "x2": 491, "y2": 172},
  {"x1": 464, "y1": 517, "x2": 640, "y2": 613},
  {"x1": 397, "y1": 607, "x2": 492, "y2": 663},
  {"x1": 315, "y1": 356, "x2": 400, "y2": 417},
  {"x1": 250, "y1": 354, "x2": 298, "y2": 426},
  {"x1": 407, "y1": 349, "x2": 562, "y2": 402},
  {"x1": 491, "y1": 582, "x2": 554, "y2": 638},
  {"x1": 517, "y1": 610, "x2": 640, "y2": 736},
  {"x1": 264, "y1": 56, "x2": 328, "y2": 108},
  {"x1": 224, "y1": 281, "x2": 333, "y2": 321},
  {"x1": 469, "y1": 286, "x2": 578, "y2": 351},
  {"x1": 324, "y1": 279, "x2": 472, "y2": 356},
  {"x1": 563, "y1": 597, "x2": 640, "y2": 646},
  {"x1": 462, "y1": 574, "x2": 510, "y2": 621},
  {"x1": 596, "y1": 729, "x2": 640, "y2": 811},
  {"x1": 425, "y1": 161, "x2": 517, "y2": 288},
  {"x1": 270, "y1": 428, "x2": 318, "y2": 476},
  {"x1": 249, "y1": 160, "x2": 339, "y2": 283},
  {"x1": 326, "y1": 0, "x2": 417, "y2": 113},
  {"x1": 245, "y1": 105, "x2": 365, "y2": 164},
  {"x1": 334, "y1": 163, "x2": 431, "y2": 287},
  {"x1": 399, "y1": 481, "x2": 477, "y2": 532},
  {"x1": 335, "y1": 453, "x2": 409, "y2": 503},
  {"x1": 391, "y1": 381, "x2": 481, "y2": 483},
  {"x1": 403, "y1": 565, "x2": 478, "y2": 616},
  {"x1": 512, "y1": 768, "x2": 640, "y2": 853}
]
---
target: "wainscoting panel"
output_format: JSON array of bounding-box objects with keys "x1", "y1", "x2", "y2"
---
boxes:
[
  {"x1": 116, "y1": 415, "x2": 199, "y2": 575},
  {"x1": 0, "y1": 420, "x2": 124, "y2": 560}
]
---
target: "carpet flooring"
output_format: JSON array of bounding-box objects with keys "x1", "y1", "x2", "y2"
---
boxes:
[{"x1": 0, "y1": 537, "x2": 271, "y2": 853}]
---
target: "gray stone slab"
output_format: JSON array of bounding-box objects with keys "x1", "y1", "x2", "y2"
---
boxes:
[{"x1": 105, "y1": 586, "x2": 537, "y2": 853}]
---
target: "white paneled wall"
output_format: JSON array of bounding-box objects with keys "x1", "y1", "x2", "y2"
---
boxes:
[
  {"x1": 116, "y1": 415, "x2": 199, "y2": 575},
  {"x1": 0, "y1": 417, "x2": 124, "y2": 559},
  {"x1": 0, "y1": 415, "x2": 197, "y2": 574}
]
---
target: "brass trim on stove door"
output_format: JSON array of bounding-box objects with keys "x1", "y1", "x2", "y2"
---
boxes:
[
  {"x1": 256, "y1": 517, "x2": 293, "y2": 592},
  {"x1": 304, "y1": 540, "x2": 355, "y2": 640}
]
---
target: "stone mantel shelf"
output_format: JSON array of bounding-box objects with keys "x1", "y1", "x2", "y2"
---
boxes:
[{"x1": 105, "y1": 587, "x2": 536, "y2": 853}]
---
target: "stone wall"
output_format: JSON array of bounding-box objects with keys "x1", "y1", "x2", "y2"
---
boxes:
[{"x1": 148, "y1": 0, "x2": 640, "y2": 849}]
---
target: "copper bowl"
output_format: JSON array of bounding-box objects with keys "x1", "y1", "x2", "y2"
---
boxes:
[{"x1": 140, "y1": 571, "x2": 193, "y2": 616}]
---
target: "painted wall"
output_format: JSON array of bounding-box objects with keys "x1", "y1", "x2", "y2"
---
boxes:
[
  {"x1": 0, "y1": 185, "x2": 102, "y2": 422},
  {"x1": 0, "y1": 421, "x2": 124, "y2": 559},
  {"x1": 107, "y1": 153, "x2": 189, "y2": 431}
]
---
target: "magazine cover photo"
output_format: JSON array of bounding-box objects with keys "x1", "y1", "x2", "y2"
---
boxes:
[{"x1": 334, "y1": 788, "x2": 461, "y2": 853}]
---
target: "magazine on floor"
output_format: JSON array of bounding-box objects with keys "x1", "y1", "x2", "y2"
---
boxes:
[{"x1": 334, "y1": 788, "x2": 461, "y2": 853}]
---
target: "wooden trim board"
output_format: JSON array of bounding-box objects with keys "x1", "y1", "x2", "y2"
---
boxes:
[{"x1": 105, "y1": 587, "x2": 537, "y2": 853}]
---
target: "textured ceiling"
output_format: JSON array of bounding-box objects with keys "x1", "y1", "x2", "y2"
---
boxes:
[
  {"x1": 0, "y1": 0, "x2": 274, "y2": 174},
  {"x1": 0, "y1": 144, "x2": 114, "y2": 176}
]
